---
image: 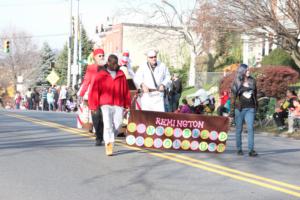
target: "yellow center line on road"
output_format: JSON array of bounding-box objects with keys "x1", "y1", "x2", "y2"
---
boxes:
[
  {"x1": 5, "y1": 113, "x2": 300, "y2": 198},
  {"x1": 6, "y1": 113, "x2": 93, "y2": 138},
  {"x1": 163, "y1": 152, "x2": 300, "y2": 191},
  {"x1": 122, "y1": 145, "x2": 300, "y2": 198}
]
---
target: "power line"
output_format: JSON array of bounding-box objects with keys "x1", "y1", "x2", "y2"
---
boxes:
[{"x1": 0, "y1": 33, "x2": 68, "y2": 40}]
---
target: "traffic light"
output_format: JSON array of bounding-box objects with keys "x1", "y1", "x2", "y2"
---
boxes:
[
  {"x1": 3, "y1": 40, "x2": 10, "y2": 53},
  {"x1": 50, "y1": 62, "x2": 55, "y2": 69}
]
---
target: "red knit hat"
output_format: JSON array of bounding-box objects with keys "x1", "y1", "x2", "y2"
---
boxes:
[
  {"x1": 121, "y1": 56, "x2": 129, "y2": 65},
  {"x1": 123, "y1": 50, "x2": 129, "y2": 57},
  {"x1": 93, "y1": 48, "x2": 105, "y2": 56}
]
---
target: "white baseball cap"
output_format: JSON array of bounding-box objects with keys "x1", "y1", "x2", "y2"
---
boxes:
[{"x1": 147, "y1": 50, "x2": 157, "y2": 57}]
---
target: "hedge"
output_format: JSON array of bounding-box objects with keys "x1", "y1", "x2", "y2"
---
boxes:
[{"x1": 219, "y1": 66, "x2": 299, "y2": 99}]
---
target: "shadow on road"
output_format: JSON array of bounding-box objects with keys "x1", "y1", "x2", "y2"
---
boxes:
[{"x1": 257, "y1": 148, "x2": 300, "y2": 155}]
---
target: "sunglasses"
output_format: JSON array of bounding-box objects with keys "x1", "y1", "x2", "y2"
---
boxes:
[{"x1": 148, "y1": 56, "x2": 157, "y2": 59}]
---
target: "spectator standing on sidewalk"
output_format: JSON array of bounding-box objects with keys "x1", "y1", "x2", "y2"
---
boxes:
[
  {"x1": 41, "y1": 88, "x2": 48, "y2": 111},
  {"x1": 230, "y1": 64, "x2": 258, "y2": 157},
  {"x1": 59, "y1": 85, "x2": 68, "y2": 112},
  {"x1": 32, "y1": 88, "x2": 40, "y2": 110},
  {"x1": 14, "y1": 91, "x2": 22, "y2": 109},
  {"x1": 26, "y1": 88, "x2": 33, "y2": 110},
  {"x1": 170, "y1": 73, "x2": 182, "y2": 112},
  {"x1": 55, "y1": 86, "x2": 61, "y2": 111},
  {"x1": 47, "y1": 88, "x2": 55, "y2": 111}
]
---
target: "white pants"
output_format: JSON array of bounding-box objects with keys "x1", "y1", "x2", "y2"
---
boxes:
[
  {"x1": 140, "y1": 91, "x2": 165, "y2": 112},
  {"x1": 101, "y1": 105, "x2": 124, "y2": 145}
]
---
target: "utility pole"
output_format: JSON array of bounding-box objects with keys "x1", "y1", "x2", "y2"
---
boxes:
[
  {"x1": 72, "y1": 0, "x2": 79, "y2": 89},
  {"x1": 78, "y1": 16, "x2": 82, "y2": 84},
  {"x1": 67, "y1": 0, "x2": 72, "y2": 87}
]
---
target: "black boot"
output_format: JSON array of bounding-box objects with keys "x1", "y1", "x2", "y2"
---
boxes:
[
  {"x1": 95, "y1": 139, "x2": 103, "y2": 146},
  {"x1": 249, "y1": 150, "x2": 258, "y2": 157},
  {"x1": 237, "y1": 150, "x2": 244, "y2": 155}
]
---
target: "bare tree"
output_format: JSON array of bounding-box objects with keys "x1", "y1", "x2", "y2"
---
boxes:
[
  {"x1": 117, "y1": 0, "x2": 217, "y2": 86},
  {"x1": 0, "y1": 29, "x2": 41, "y2": 91},
  {"x1": 216, "y1": 0, "x2": 300, "y2": 68},
  {"x1": 160, "y1": 0, "x2": 202, "y2": 86}
]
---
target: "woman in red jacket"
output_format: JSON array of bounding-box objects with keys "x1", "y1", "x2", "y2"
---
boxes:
[{"x1": 98, "y1": 54, "x2": 131, "y2": 156}]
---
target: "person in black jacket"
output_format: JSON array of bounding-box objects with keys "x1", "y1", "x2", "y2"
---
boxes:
[
  {"x1": 170, "y1": 73, "x2": 182, "y2": 112},
  {"x1": 32, "y1": 87, "x2": 40, "y2": 110},
  {"x1": 230, "y1": 64, "x2": 258, "y2": 157}
]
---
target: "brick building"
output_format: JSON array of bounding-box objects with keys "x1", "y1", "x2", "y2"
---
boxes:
[{"x1": 94, "y1": 23, "x2": 187, "y2": 68}]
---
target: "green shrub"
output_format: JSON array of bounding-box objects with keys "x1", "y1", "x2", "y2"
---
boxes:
[
  {"x1": 219, "y1": 65, "x2": 299, "y2": 99},
  {"x1": 261, "y1": 48, "x2": 297, "y2": 69}
]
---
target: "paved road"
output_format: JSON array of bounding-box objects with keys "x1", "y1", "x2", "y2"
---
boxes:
[{"x1": 0, "y1": 109, "x2": 300, "y2": 200}]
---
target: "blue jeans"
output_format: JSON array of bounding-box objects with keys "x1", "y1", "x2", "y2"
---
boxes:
[
  {"x1": 16, "y1": 103, "x2": 20, "y2": 109},
  {"x1": 235, "y1": 108, "x2": 255, "y2": 152},
  {"x1": 171, "y1": 93, "x2": 181, "y2": 112}
]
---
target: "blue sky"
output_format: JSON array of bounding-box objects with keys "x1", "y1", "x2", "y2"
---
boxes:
[
  {"x1": 0, "y1": 0, "x2": 194, "y2": 50},
  {"x1": 0, "y1": 0, "x2": 125, "y2": 49}
]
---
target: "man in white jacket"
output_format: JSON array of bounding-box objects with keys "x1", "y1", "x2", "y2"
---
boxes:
[{"x1": 134, "y1": 50, "x2": 171, "y2": 112}]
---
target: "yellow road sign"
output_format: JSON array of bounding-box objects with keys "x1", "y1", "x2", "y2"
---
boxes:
[
  {"x1": 46, "y1": 70, "x2": 60, "y2": 85},
  {"x1": 7, "y1": 85, "x2": 15, "y2": 97}
]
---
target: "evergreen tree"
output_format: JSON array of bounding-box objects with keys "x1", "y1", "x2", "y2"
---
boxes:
[
  {"x1": 38, "y1": 42, "x2": 55, "y2": 85},
  {"x1": 80, "y1": 26, "x2": 93, "y2": 77},
  {"x1": 55, "y1": 25, "x2": 93, "y2": 85},
  {"x1": 56, "y1": 43, "x2": 68, "y2": 85}
]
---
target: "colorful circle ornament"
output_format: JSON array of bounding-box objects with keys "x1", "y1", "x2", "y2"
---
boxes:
[
  {"x1": 182, "y1": 128, "x2": 192, "y2": 139},
  {"x1": 135, "y1": 136, "x2": 144, "y2": 147},
  {"x1": 208, "y1": 143, "x2": 217, "y2": 152},
  {"x1": 181, "y1": 140, "x2": 190, "y2": 150},
  {"x1": 209, "y1": 131, "x2": 219, "y2": 141},
  {"x1": 154, "y1": 138, "x2": 163, "y2": 148},
  {"x1": 218, "y1": 131, "x2": 228, "y2": 142},
  {"x1": 172, "y1": 139, "x2": 181, "y2": 149},
  {"x1": 155, "y1": 126, "x2": 165, "y2": 136},
  {"x1": 190, "y1": 141, "x2": 199, "y2": 151},
  {"x1": 146, "y1": 125, "x2": 156, "y2": 136},
  {"x1": 199, "y1": 141, "x2": 208, "y2": 151},
  {"x1": 217, "y1": 143, "x2": 226, "y2": 153},
  {"x1": 164, "y1": 127, "x2": 174, "y2": 137},
  {"x1": 192, "y1": 129, "x2": 200, "y2": 139},
  {"x1": 127, "y1": 122, "x2": 137, "y2": 133},
  {"x1": 173, "y1": 128, "x2": 183, "y2": 138},
  {"x1": 126, "y1": 135, "x2": 136, "y2": 146},
  {"x1": 144, "y1": 137, "x2": 154, "y2": 148},
  {"x1": 137, "y1": 123, "x2": 146, "y2": 134},
  {"x1": 163, "y1": 139, "x2": 173, "y2": 149},
  {"x1": 200, "y1": 130, "x2": 209, "y2": 139}
]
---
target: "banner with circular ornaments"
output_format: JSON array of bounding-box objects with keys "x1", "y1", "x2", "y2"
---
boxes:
[{"x1": 126, "y1": 110, "x2": 229, "y2": 153}]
